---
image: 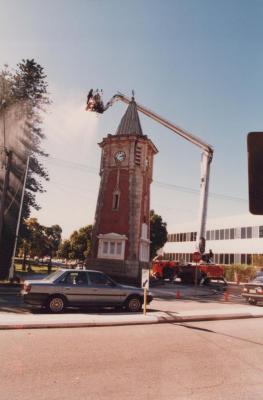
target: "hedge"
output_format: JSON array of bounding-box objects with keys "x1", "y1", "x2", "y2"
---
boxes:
[{"x1": 224, "y1": 264, "x2": 258, "y2": 282}]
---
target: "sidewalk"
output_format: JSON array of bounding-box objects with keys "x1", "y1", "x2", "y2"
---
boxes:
[{"x1": 0, "y1": 301, "x2": 262, "y2": 330}]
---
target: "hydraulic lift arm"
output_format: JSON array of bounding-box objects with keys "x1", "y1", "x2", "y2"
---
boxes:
[{"x1": 87, "y1": 91, "x2": 214, "y2": 253}]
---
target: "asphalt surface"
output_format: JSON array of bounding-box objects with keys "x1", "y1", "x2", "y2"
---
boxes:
[{"x1": 1, "y1": 318, "x2": 263, "y2": 400}]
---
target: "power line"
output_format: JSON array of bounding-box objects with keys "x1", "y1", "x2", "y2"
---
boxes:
[
  {"x1": 153, "y1": 181, "x2": 247, "y2": 203},
  {"x1": 44, "y1": 156, "x2": 247, "y2": 203}
]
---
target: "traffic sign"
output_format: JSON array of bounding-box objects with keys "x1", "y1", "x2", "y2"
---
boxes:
[{"x1": 141, "y1": 268, "x2": 150, "y2": 289}]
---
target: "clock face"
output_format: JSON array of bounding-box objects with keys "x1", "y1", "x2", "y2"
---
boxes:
[{"x1": 115, "y1": 151, "x2": 126, "y2": 162}]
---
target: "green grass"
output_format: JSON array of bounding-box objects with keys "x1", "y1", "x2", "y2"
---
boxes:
[{"x1": 15, "y1": 263, "x2": 56, "y2": 272}]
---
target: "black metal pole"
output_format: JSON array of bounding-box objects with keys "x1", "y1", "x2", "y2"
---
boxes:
[{"x1": 0, "y1": 149, "x2": 12, "y2": 247}]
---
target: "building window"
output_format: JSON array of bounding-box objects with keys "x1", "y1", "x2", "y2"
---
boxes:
[
  {"x1": 247, "y1": 254, "x2": 252, "y2": 265},
  {"x1": 135, "y1": 145, "x2": 142, "y2": 166},
  {"x1": 112, "y1": 191, "x2": 120, "y2": 210},
  {"x1": 215, "y1": 230, "x2": 220, "y2": 240},
  {"x1": 253, "y1": 226, "x2": 259, "y2": 238},
  {"x1": 220, "y1": 229, "x2": 224, "y2": 240},
  {"x1": 230, "y1": 254, "x2": 234, "y2": 264},
  {"x1": 235, "y1": 228, "x2": 241, "y2": 239},
  {"x1": 98, "y1": 234, "x2": 127, "y2": 260},
  {"x1": 225, "y1": 229, "x2": 229, "y2": 240},
  {"x1": 230, "y1": 228, "x2": 235, "y2": 239},
  {"x1": 259, "y1": 226, "x2": 263, "y2": 238},
  {"x1": 116, "y1": 242, "x2": 122, "y2": 255},
  {"x1": 110, "y1": 242, "x2": 115, "y2": 254},
  {"x1": 183, "y1": 233, "x2": 186, "y2": 242},
  {"x1": 225, "y1": 254, "x2": 229, "y2": 264},
  {"x1": 247, "y1": 227, "x2": 252, "y2": 239},
  {"x1": 241, "y1": 254, "x2": 246, "y2": 264},
  {"x1": 241, "y1": 227, "x2": 246, "y2": 239},
  {"x1": 211, "y1": 230, "x2": 215, "y2": 240},
  {"x1": 103, "y1": 241, "x2": 108, "y2": 254}
]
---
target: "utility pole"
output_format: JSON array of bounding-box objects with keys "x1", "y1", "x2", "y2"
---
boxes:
[{"x1": 9, "y1": 156, "x2": 30, "y2": 280}]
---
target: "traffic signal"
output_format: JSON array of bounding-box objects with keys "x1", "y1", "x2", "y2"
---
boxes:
[{"x1": 247, "y1": 132, "x2": 263, "y2": 214}]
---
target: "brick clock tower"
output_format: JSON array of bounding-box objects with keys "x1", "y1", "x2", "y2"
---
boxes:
[{"x1": 88, "y1": 98, "x2": 158, "y2": 284}]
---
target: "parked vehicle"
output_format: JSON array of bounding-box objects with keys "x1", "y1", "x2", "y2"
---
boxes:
[
  {"x1": 21, "y1": 269, "x2": 153, "y2": 313},
  {"x1": 242, "y1": 276, "x2": 263, "y2": 305},
  {"x1": 151, "y1": 260, "x2": 225, "y2": 285}
]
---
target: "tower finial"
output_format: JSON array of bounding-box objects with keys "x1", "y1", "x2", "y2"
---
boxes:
[{"x1": 131, "y1": 90, "x2": 135, "y2": 100}]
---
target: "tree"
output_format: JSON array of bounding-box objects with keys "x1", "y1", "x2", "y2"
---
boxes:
[
  {"x1": 17, "y1": 218, "x2": 62, "y2": 268},
  {"x1": 44, "y1": 224, "x2": 62, "y2": 258},
  {"x1": 0, "y1": 60, "x2": 50, "y2": 278},
  {"x1": 0, "y1": 60, "x2": 50, "y2": 219},
  {"x1": 57, "y1": 225, "x2": 92, "y2": 260},
  {"x1": 12, "y1": 59, "x2": 50, "y2": 219},
  {"x1": 19, "y1": 218, "x2": 47, "y2": 269},
  {"x1": 57, "y1": 240, "x2": 71, "y2": 259},
  {"x1": 150, "y1": 210, "x2": 168, "y2": 260},
  {"x1": 69, "y1": 225, "x2": 93, "y2": 260}
]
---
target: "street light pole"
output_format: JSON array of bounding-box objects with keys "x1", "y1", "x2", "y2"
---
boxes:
[
  {"x1": 9, "y1": 156, "x2": 30, "y2": 280},
  {"x1": 0, "y1": 148, "x2": 12, "y2": 247}
]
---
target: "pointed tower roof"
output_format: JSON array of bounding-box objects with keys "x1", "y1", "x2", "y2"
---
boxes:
[{"x1": 115, "y1": 98, "x2": 143, "y2": 136}]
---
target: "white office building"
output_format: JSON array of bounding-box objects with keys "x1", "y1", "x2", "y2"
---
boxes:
[{"x1": 162, "y1": 214, "x2": 263, "y2": 265}]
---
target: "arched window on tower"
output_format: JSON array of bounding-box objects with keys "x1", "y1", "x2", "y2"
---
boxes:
[{"x1": 112, "y1": 190, "x2": 120, "y2": 210}]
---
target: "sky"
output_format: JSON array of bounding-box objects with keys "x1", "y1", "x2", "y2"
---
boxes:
[{"x1": 1, "y1": 0, "x2": 263, "y2": 238}]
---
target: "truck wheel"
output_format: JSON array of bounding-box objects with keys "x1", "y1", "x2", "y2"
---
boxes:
[
  {"x1": 47, "y1": 295, "x2": 66, "y2": 313},
  {"x1": 125, "y1": 296, "x2": 142, "y2": 312}
]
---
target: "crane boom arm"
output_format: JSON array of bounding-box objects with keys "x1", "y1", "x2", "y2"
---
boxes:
[{"x1": 104, "y1": 93, "x2": 213, "y2": 157}]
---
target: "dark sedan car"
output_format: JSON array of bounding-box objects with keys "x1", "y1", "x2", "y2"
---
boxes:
[
  {"x1": 21, "y1": 269, "x2": 153, "y2": 313},
  {"x1": 242, "y1": 276, "x2": 263, "y2": 305}
]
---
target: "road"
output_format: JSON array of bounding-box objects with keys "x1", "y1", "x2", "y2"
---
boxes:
[{"x1": 1, "y1": 318, "x2": 263, "y2": 400}]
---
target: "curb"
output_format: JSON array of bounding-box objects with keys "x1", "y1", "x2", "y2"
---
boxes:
[{"x1": 0, "y1": 311, "x2": 262, "y2": 330}]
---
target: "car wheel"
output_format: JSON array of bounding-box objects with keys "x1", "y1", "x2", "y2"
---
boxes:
[
  {"x1": 125, "y1": 296, "x2": 142, "y2": 312},
  {"x1": 47, "y1": 295, "x2": 66, "y2": 313},
  {"x1": 248, "y1": 298, "x2": 257, "y2": 305}
]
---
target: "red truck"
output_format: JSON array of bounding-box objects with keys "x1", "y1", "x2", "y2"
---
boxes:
[{"x1": 151, "y1": 259, "x2": 225, "y2": 285}]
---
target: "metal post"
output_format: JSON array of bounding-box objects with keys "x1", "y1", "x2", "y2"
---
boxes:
[
  {"x1": 0, "y1": 149, "x2": 12, "y2": 246},
  {"x1": 143, "y1": 286, "x2": 147, "y2": 315},
  {"x1": 9, "y1": 156, "x2": 30, "y2": 280},
  {"x1": 196, "y1": 151, "x2": 212, "y2": 252}
]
